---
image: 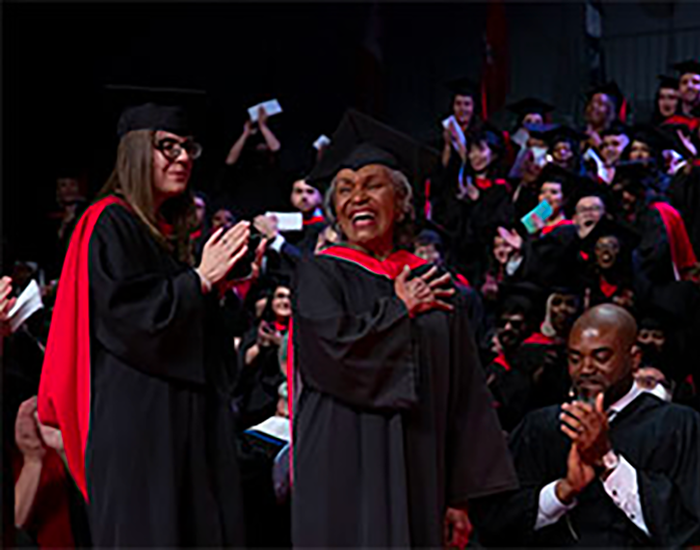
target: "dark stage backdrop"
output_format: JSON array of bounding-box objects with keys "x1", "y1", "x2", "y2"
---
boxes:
[{"x1": 4, "y1": 2, "x2": 700, "y2": 270}]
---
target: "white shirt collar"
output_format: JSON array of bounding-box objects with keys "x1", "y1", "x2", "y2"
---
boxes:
[{"x1": 607, "y1": 381, "x2": 643, "y2": 420}]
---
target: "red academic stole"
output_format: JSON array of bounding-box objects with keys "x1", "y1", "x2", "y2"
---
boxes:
[
  {"x1": 651, "y1": 202, "x2": 698, "y2": 278},
  {"x1": 540, "y1": 218, "x2": 574, "y2": 237},
  {"x1": 37, "y1": 195, "x2": 127, "y2": 501},
  {"x1": 303, "y1": 215, "x2": 326, "y2": 227}
]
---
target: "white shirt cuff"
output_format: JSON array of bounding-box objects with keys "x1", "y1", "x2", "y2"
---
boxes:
[
  {"x1": 602, "y1": 454, "x2": 650, "y2": 537},
  {"x1": 535, "y1": 481, "x2": 577, "y2": 530},
  {"x1": 269, "y1": 234, "x2": 286, "y2": 253}
]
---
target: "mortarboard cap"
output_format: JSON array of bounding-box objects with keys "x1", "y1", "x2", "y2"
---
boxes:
[
  {"x1": 628, "y1": 123, "x2": 674, "y2": 153},
  {"x1": 600, "y1": 120, "x2": 631, "y2": 138},
  {"x1": 507, "y1": 97, "x2": 555, "y2": 118},
  {"x1": 467, "y1": 120, "x2": 506, "y2": 154},
  {"x1": 591, "y1": 216, "x2": 641, "y2": 250},
  {"x1": 498, "y1": 281, "x2": 546, "y2": 323},
  {"x1": 306, "y1": 109, "x2": 441, "y2": 195},
  {"x1": 657, "y1": 74, "x2": 679, "y2": 90},
  {"x1": 659, "y1": 116, "x2": 700, "y2": 157},
  {"x1": 565, "y1": 175, "x2": 613, "y2": 218},
  {"x1": 612, "y1": 161, "x2": 657, "y2": 195},
  {"x1": 587, "y1": 80, "x2": 627, "y2": 121},
  {"x1": 445, "y1": 76, "x2": 480, "y2": 98},
  {"x1": 528, "y1": 124, "x2": 586, "y2": 151},
  {"x1": 673, "y1": 59, "x2": 700, "y2": 77},
  {"x1": 103, "y1": 85, "x2": 207, "y2": 140},
  {"x1": 415, "y1": 219, "x2": 453, "y2": 252},
  {"x1": 535, "y1": 163, "x2": 581, "y2": 198}
]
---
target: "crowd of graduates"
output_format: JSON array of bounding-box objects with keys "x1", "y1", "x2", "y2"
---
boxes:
[{"x1": 3, "y1": 56, "x2": 700, "y2": 547}]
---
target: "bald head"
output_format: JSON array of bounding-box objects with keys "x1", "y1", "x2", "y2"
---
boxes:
[
  {"x1": 568, "y1": 304, "x2": 641, "y2": 406},
  {"x1": 571, "y1": 304, "x2": 638, "y2": 348}
]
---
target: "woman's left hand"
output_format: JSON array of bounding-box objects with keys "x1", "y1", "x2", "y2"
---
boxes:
[{"x1": 443, "y1": 506, "x2": 472, "y2": 549}]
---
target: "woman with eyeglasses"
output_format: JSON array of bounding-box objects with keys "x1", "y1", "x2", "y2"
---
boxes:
[{"x1": 37, "y1": 103, "x2": 249, "y2": 546}]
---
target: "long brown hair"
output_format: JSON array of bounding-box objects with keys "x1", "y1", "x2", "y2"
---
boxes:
[{"x1": 97, "y1": 130, "x2": 196, "y2": 264}]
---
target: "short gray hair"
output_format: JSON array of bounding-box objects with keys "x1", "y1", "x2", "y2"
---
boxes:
[{"x1": 322, "y1": 166, "x2": 416, "y2": 248}]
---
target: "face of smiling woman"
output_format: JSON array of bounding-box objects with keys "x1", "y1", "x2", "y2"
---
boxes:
[{"x1": 333, "y1": 164, "x2": 400, "y2": 258}]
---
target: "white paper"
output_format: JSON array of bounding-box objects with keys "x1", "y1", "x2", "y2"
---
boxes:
[
  {"x1": 313, "y1": 134, "x2": 331, "y2": 150},
  {"x1": 8, "y1": 280, "x2": 43, "y2": 333},
  {"x1": 248, "y1": 99, "x2": 283, "y2": 122},
  {"x1": 266, "y1": 211, "x2": 303, "y2": 232},
  {"x1": 246, "y1": 416, "x2": 290, "y2": 443},
  {"x1": 442, "y1": 115, "x2": 467, "y2": 152},
  {"x1": 511, "y1": 127, "x2": 530, "y2": 148},
  {"x1": 584, "y1": 147, "x2": 606, "y2": 178}
]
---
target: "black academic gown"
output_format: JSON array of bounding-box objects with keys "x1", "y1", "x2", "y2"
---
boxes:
[
  {"x1": 472, "y1": 393, "x2": 700, "y2": 547},
  {"x1": 85, "y1": 203, "x2": 245, "y2": 546},
  {"x1": 669, "y1": 163, "x2": 700, "y2": 258},
  {"x1": 290, "y1": 247, "x2": 518, "y2": 548}
]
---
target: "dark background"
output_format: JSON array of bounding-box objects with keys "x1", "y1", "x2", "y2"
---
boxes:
[{"x1": 3, "y1": 1, "x2": 700, "y2": 269}]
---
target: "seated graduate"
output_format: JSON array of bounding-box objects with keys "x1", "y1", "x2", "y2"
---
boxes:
[
  {"x1": 651, "y1": 74, "x2": 680, "y2": 125},
  {"x1": 254, "y1": 176, "x2": 327, "y2": 268},
  {"x1": 471, "y1": 304, "x2": 700, "y2": 547},
  {"x1": 484, "y1": 282, "x2": 543, "y2": 431},
  {"x1": 289, "y1": 109, "x2": 518, "y2": 548},
  {"x1": 412, "y1": 224, "x2": 488, "y2": 354},
  {"x1": 432, "y1": 76, "x2": 481, "y2": 233},
  {"x1": 585, "y1": 218, "x2": 639, "y2": 309},
  {"x1": 452, "y1": 121, "x2": 515, "y2": 281},
  {"x1": 234, "y1": 275, "x2": 291, "y2": 431},
  {"x1": 673, "y1": 59, "x2": 700, "y2": 117},
  {"x1": 12, "y1": 394, "x2": 91, "y2": 548}
]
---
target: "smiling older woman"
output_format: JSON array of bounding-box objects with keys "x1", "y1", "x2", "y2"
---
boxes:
[
  {"x1": 289, "y1": 110, "x2": 518, "y2": 548},
  {"x1": 37, "y1": 103, "x2": 250, "y2": 546}
]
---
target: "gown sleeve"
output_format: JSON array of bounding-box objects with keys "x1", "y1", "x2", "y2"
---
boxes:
[
  {"x1": 636, "y1": 407, "x2": 700, "y2": 545},
  {"x1": 293, "y1": 257, "x2": 419, "y2": 411},
  {"x1": 88, "y1": 205, "x2": 207, "y2": 385},
  {"x1": 470, "y1": 411, "x2": 562, "y2": 546},
  {"x1": 445, "y1": 293, "x2": 519, "y2": 504}
]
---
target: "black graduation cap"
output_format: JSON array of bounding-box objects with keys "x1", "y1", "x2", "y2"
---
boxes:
[
  {"x1": 589, "y1": 216, "x2": 641, "y2": 251},
  {"x1": 612, "y1": 161, "x2": 657, "y2": 195},
  {"x1": 498, "y1": 281, "x2": 547, "y2": 324},
  {"x1": 657, "y1": 74, "x2": 679, "y2": 90},
  {"x1": 306, "y1": 109, "x2": 441, "y2": 195},
  {"x1": 600, "y1": 120, "x2": 631, "y2": 138},
  {"x1": 628, "y1": 124, "x2": 674, "y2": 153},
  {"x1": 565, "y1": 175, "x2": 613, "y2": 218},
  {"x1": 587, "y1": 80, "x2": 627, "y2": 120},
  {"x1": 533, "y1": 124, "x2": 586, "y2": 150},
  {"x1": 414, "y1": 220, "x2": 452, "y2": 253},
  {"x1": 467, "y1": 120, "x2": 506, "y2": 154},
  {"x1": 658, "y1": 117, "x2": 699, "y2": 157},
  {"x1": 535, "y1": 163, "x2": 580, "y2": 198},
  {"x1": 673, "y1": 59, "x2": 700, "y2": 77},
  {"x1": 507, "y1": 97, "x2": 554, "y2": 118},
  {"x1": 102, "y1": 85, "x2": 207, "y2": 139},
  {"x1": 445, "y1": 76, "x2": 480, "y2": 98}
]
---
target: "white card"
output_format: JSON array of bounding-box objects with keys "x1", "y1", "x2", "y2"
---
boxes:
[
  {"x1": 8, "y1": 280, "x2": 44, "y2": 333},
  {"x1": 266, "y1": 211, "x2": 303, "y2": 232},
  {"x1": 248, "y1": 99, "x2": 283, "y2": 122},
  {"x1": 441, "y1": 115, "x2": 466, "y2": 151},
  {"x1": 246, "y1": 416, "x2": 290, "y2": 443},
  {"x1": 313, "y1": 134, "x2": 331, "y2": 150},
  {"x1": 583, "y1": 146, "x2": 605, "y2": 177}
]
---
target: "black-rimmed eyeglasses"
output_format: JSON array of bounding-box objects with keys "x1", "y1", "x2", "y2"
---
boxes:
[{"x1": 154, "y1": 138, "x2": 203, "y2": 161}]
